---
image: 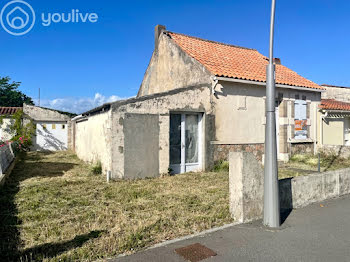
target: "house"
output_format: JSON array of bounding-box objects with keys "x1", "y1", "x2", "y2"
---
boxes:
[
  {"x1": 318, "y1": 99, "x2": 350, "y2": 146},
  {"x1": 317, "y1": 84, "x2": 350, "y2": 156},
  {"x1": 71, "y1": 25, "x2": 324, "y2": 179},
  {"x1": 0, "y1": 104, "x2": 72, "y2": 151},
  {"x1": 23, "y1": 104, "x2": 72, "y2": 151}
]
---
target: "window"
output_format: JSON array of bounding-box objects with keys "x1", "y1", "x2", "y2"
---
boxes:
[
  {"x1": 294, "y1": 99, "x2": 307, "y2": 139},
  {"x1": 62, "y1": 124, "x2": 66, "y2": 129},
  {"x1": 52, "y1": 124, "x2": 56, "y2": 129},
  {"x1": 42, "y1": 124, "x2": 47, "y2": 129}
]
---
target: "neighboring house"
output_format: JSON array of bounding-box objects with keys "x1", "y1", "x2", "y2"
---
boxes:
[
  {"x1": 317, "y1": 84, "x2": 350, "y2": 150},
  {"x1": 318, "y1": 99, "x2": 350, "y2": 146},
  {"x1": 0, "y1": 104, "x2": 72, "y2": 151},
  {"x1": 0, "y1": 107, "x2": 22, "y2": 141},
  {"x1": 71, "y1": 25, "x2": 324, "y2": 179},
  {"x1": 23, "y1": 104, "x2": 72, "y2": 151}
]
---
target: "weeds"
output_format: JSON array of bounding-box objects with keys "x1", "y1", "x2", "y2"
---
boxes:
[
  {"x1": 91, "y1": 161, "x2": 102, "y2": 175},
  {"x1": 279, "y1": 152, "x2": 350, "y2": 179},
  {"x1": 0, "y1": 151, "x2": 232, "y2": 261},
  {"x1": 212, "y1": 160, "x2": 229, "y2": 172}
]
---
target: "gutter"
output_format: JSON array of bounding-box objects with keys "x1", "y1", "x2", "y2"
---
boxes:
[
  {"x1": 216, "y1": 77, "x2": 325, "y2": 93},
  {"x1": 71, "y1": 114, "x2": 84, "y2": 121},
  {"x1": 321, "y1": 109, "x2": 350, "y2": 114}
]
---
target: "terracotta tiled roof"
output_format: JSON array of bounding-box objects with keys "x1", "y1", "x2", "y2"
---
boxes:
[
  {"x1": 320, "y1": 99, "x2": 350, "y2": 111},
  {"x1": 168, "y1": 32, "x2": 324, "y2": 90},
  {"x1": 0, "y1": 107, "x2": 22, "y2": 115}
]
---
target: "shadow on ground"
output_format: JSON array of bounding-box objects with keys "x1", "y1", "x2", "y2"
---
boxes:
[
  {"x1": 19, "y1": 230, "x2": 105, "y2": 261},
  {"x1": 0, "y1": 152, "x2": 83, "y2": 261}
]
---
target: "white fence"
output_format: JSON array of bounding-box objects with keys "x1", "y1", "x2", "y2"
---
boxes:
[{"x1": 0, "y1": 144, "x2": 15, "y2": 176}]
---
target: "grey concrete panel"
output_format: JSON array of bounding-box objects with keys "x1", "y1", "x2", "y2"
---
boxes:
[{"x1": 124, "y1": 113, "x2": 159, "y2": 179}]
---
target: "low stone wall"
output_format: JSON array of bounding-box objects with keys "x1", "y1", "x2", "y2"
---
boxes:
[
  {"x1": 279, "y1": 168, "x2": 350, "y2": 209},
  {"x1": 318, "y1": 145, "x2": 350, "y2": 159},
  {"x1": 0, "y1": 144, "x2": 15, "y2": 185},
  {"x1": 229, "y1": 151, "x2": 350, "y2": 223},
  {"x1": 213, "y1": 144, "x2": 264, "y2": 163},
  {"x1": 290, "y1": 142, "x2": 314, "y2": 155}
]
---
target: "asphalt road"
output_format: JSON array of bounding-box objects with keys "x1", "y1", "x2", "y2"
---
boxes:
[{"x1": 113, "y1": 195, "x2": 350, "y2": 262}]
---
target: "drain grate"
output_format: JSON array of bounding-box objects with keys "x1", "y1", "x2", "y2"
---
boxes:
[{"x1": 175, "y1": 243, "x2": 217, "y2": 262}]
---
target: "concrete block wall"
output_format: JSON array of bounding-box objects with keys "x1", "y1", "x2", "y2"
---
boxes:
[
  {"x1": 229, "y1": 151, "x2": 350, "y2": 223},
  {"x1": 279, "y1": 168, "x2": 350, "y2": 209},
  {"x1": 229, "y1": 152, "x2": 264, "y2": 223}
]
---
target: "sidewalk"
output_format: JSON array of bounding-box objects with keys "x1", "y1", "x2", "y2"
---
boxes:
[{"x1": 112, "y1": 195, "x2": 350, "y2": 262}]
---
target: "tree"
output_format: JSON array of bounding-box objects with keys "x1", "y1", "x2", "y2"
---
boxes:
[{"x1": 0, "y1": 76, "x2": 34, "y2": 107}]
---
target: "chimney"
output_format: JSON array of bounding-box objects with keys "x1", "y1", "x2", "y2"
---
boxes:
[
  {"x1": 154, "y1": 24, "x2": 166, "y2": 50},
  {"x1": 273, "y1": 58, "x2": 281, "y2": 65}
]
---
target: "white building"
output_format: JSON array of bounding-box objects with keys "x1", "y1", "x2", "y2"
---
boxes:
[{"x1": 0, "y1": 104, "x2": 73, "y2": 151}]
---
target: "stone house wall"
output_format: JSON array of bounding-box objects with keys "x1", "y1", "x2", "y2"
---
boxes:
[
  {"x1": 110, "y1": 84, "x2": 214, "y2": 179},
  {"x1": 73, "y1": 80, "x2": 321, "y2": 179},
  {"x1": 213, "y1": 81, "x2": 321, "y2": 162},
  {"x1": 138, "y1": 30, "x2": 212, "y2": 97},
  {"x1": 321, "y1": 85, "x2": 350, "y2": 102}
]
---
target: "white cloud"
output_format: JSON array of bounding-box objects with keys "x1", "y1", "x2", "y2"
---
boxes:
[{"x1": 36, "y1": 93, "x2": 125, "y2": 114}]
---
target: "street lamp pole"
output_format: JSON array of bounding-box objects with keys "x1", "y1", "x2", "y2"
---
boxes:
[{"x1": 264, "y1": 0, "x2": 280, "y2": 228}]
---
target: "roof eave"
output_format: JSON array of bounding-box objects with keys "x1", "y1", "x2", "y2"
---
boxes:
[
  {"x1": 216, "y1": 77, "x2": 325, "y2": 92},
  {"x1": 320, "y1": 108, "x2": 350, "y2": 113}
]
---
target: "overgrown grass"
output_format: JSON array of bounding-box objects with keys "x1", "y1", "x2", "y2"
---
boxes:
[
  {"x1": 91, "y1": 161, "x2": 102, "y2": 175},
  {"x1": 212, "y1": 160, "x2": 229, "y2": 172},
  {"x1": 279, "y1": 153, "x2": 350, "y2": 179},
  {"x1": 0, "y1": 151, "x2": 231, "y2": 261}
]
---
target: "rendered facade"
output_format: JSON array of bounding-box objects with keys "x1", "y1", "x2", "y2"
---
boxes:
[{"x1": 71, "y1": 25, "x2": 324, "y2": 179}]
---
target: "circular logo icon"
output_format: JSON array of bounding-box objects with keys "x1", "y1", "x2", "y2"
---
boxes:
[{"x1": 0, "y1": 0, "x2": 35, "y2": 36}]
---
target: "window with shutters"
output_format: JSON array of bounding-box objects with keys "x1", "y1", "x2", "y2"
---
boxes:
[{"x1": 294, "y1": 99, "x2": 307, "y2": 139}]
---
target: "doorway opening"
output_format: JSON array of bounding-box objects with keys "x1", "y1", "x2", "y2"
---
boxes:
[{"x1": 169, "y1": 113, "x2": 203, "y2": 174}]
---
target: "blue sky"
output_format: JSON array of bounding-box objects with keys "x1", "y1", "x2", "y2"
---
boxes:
[{"x1": 1, "y1": 0, "x2": 349, "y2": 113}]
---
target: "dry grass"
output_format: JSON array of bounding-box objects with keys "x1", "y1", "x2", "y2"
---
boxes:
[
  {"x1": 0, "y1": 151, "x2": 231, "y2": 261},
  {"x1": 279, "y1": 153, "x2": 350, "y2": 179}
]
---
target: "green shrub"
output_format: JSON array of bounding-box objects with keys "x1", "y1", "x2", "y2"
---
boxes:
[
  {"x1": 290, "y1": 154, "x2": 309, "y2": 163},
  {"x1": 91, "y1": 161, "x2": 102, "y2": 175},
  {"x1": 213, "y1": 160, "x2": 229, "y2": 172}
]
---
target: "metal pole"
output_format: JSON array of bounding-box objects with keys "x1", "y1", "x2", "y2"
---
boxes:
[{"x1": 264, "y1": 0, "x2": 280, "y2": 228}]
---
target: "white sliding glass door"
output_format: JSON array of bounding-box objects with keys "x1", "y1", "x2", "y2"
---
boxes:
[{"x1": 169, "y1": 113, "x2": 202, "y2": 174}]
